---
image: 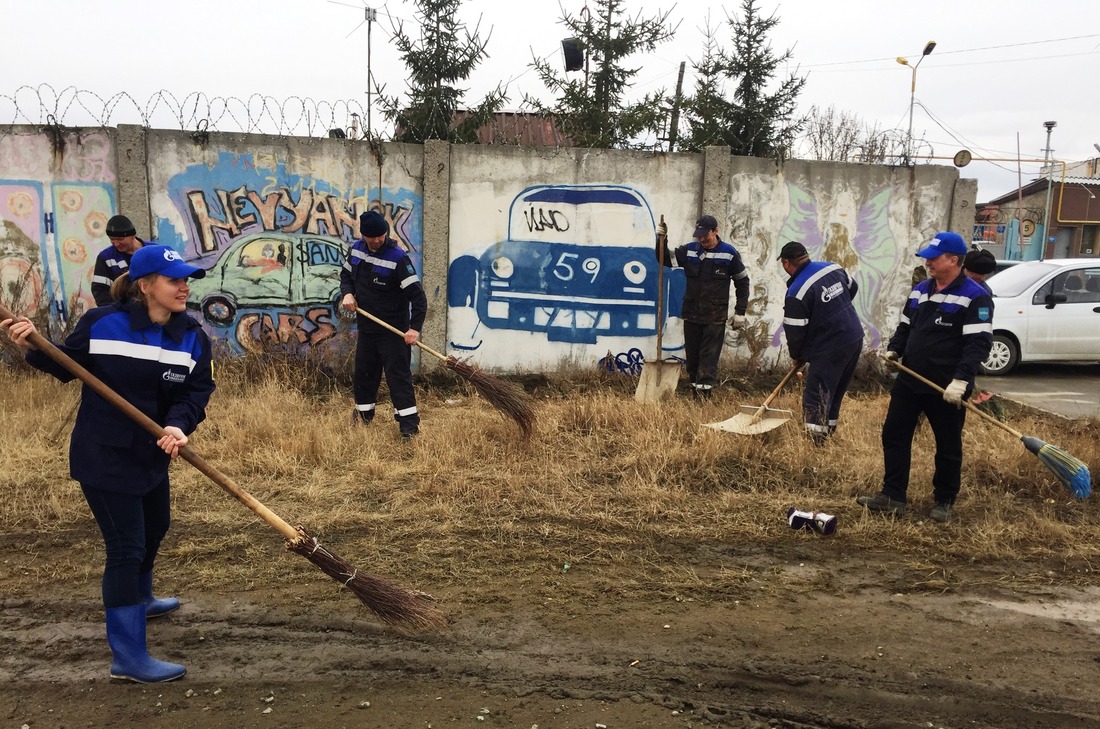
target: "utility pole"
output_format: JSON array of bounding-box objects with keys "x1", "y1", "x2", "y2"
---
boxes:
[
  {"x1": 1041, "y1": 120, "x2": 1057, "y2": 260},
  {"x1": 366, "y1": 6, "x2": 377, "y2": 140},
  {"x1": 667, "y1": 61, "x2": 686, "y2": 153}
]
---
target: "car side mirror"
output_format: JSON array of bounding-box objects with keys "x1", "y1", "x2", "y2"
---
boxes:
[{"x1": 1045, "y1": 292, "x2": 1068, "y2": 309}]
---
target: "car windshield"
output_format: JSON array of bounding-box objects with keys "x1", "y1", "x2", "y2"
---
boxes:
[{"x1": 988, "y1": 262, "x2": 1059, "y2": 297}]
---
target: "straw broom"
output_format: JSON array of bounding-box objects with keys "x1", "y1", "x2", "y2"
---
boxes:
[
  {"x1": 883, "y1": 355, "x2": 1091, "y2": 499},
  {"x1": 354, "y1": 306, "x2": 536, "y2": 438},
  {"x1": 0, "y1": 302, "x2": 448, "y2": 632}
]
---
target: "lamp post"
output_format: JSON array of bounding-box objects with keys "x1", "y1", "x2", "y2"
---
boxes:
[
  {"x1": 897, "y1": 40, "x2": 936, "y2": 166},
  {"x1": 1041, "y1": 121, "x2": 1057, "y2": 260}
]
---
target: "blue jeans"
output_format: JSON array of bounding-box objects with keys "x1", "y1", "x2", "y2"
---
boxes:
[{"x1": 81, "y1": 477, "x2": 171, "y2": 608}]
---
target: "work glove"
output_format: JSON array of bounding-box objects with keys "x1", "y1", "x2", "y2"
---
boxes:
[
  {"x1": 883, "y1": 350, "x2": 900, "y2": 363},
  {"x1": 655, "y1": 220, "x2": 667, "y2": 239},
  {"x1": 730, "y1": 314, "x2": 747, "y2": 329},
  {"x1": 943, "y1": 378, "x2": 967, "y2": 406}
]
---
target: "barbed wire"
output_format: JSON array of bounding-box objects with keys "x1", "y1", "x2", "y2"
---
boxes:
[
  {"x1": 1, "y1": 84, "x2": 377, "y2": 139},
  {"x1": 2, "y1": 83, "x2": 916, "y2": 163}
]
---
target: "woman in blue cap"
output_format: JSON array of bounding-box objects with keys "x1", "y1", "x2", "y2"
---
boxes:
[{"x1": 1, "y1": 245, "x2": 215, "y2": 683}]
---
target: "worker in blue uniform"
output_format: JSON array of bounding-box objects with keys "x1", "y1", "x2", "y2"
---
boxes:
[
  {"x1": 91, "y1": 214, "x2": 147, "y2": 306},
  {"x1": 340, "y1": 210, "x2": 428, "y2": 438},
  {"x1": 857, "y1": 232, "x2": 993, "y2": 523},
  {"x1": 3, "y1": 244, "x2": 215, "y2": 683},
  {"x1": 656, "y1": 214, "x2": 750, "y2": 398},
  {"x1": 777, "y1": 241, "x2": 864, "y2": 445}
]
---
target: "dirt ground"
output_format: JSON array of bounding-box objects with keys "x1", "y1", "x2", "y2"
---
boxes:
[{"x1": 3, "y1": 528, "x2": 1100, "y2": 729}]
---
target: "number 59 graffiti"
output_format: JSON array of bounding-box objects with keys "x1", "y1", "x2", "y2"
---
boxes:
[{"x1": 553, "y1": 253, "x2": 601, "y2": 283}]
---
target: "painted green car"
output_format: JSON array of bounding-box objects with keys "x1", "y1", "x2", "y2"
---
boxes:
[{"x1": 186, "y1": 232, "x2": 347, "y2": 326}]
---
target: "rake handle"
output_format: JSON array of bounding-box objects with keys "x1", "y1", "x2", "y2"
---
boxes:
[
  {"x1": 0, "y1": 302, "x2": 301, "y2": 543},
  {"x1": 881, "y1": 354, "x2": 1024, "y2": 440},
  {"x1": 354, "y1": 306, "x2": 449, "y2": 364},
  {"x1": 751, "y1": 363, "x2": 802, "y2": 421}
]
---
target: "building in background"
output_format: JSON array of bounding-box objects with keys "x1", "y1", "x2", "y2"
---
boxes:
[{"x1": 975, "y1": 157, "x2": 1100, "y2": 260}]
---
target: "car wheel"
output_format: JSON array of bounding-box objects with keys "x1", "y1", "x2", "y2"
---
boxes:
[
  {"x1": 201, "y1": 295, "x2": 237, "y2": 326},
  {"x1": 981, "y1": 333, "x2": 1019, "y2": 376}
]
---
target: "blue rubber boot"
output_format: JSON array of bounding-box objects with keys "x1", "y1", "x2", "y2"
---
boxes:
[
  {"x1": 105, "y1": 604, "x2": 186, "y2": 683},
  {"x1": 138, "y1": 571, "x2": 180, "y2": 618}
]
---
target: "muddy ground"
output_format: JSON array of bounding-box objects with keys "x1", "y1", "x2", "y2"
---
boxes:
[{"x1": 3, "y1": 528, "x2": 1100, "y2": 729}]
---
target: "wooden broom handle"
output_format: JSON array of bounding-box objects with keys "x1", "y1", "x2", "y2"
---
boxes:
[
  {"x1": 0, "y1": 302, "x2": 300, "y2": 543},
  {"x1": 881, "y1": 354, "x2": 1024, "y2": 439},
  {"x1": 354, "y1": 306, "x2": 449, "y2": 363}
]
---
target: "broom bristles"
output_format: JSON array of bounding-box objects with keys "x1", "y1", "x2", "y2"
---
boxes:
[
  {"x1": 287, "y1": 528, "x2": 448, "y2": 632},
  {"x1": 445, "y1": 357, "x2": 536, "y2": 438},
  {"x1": 1023, "y1": 436, "x2": 1092, "y2": 500},
  {"x1": 1038, "y1": 443, "x2": 1092, "y2": 500}
]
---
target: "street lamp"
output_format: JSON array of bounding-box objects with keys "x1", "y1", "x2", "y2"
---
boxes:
[{"x1": 897, "y1": 40, "x2": 936, "y2": 166}]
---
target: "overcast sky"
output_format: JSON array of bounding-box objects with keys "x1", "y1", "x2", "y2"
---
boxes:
[{"x1": 3, "y1": 0, "x2": 1099, "y2": 202}]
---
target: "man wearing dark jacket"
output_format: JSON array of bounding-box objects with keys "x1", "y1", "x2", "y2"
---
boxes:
[
  {"x1": 91, "y1": 215, "x2": 146, "y2": 306},
  {"x1": 340, "y1": 210, "x2": 428, "y2": 438},
  {"x1": 778, "y1": 241, "x2": 864, "y2": 445},
  {"x1": 656, "y1": 214, "x2": 750, "y2": 398},
  {"x1": 857, "y1": 231, "x2": 994, "y2": 523}
]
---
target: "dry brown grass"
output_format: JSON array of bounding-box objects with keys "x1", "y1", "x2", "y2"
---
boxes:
[{"x1": 1, "y1": 357, "x2": 1098, "y2": 610}]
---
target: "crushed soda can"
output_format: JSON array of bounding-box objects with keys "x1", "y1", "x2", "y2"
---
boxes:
[{"x1": 787, "y1": 507, "x2": 837, "y2": 536}]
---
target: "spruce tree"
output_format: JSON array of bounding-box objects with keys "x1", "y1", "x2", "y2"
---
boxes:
[
  {"x1": 683, "y1": 0, "x2": 805, "y2": 159},
  {"x1": 382, "y1": 0, "x2": 505, "y2": 143},
  {"x1": 526, "y1": 0, "x2": 676, "y2": 149}
]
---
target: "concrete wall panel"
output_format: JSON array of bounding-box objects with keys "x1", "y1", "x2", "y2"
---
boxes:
[
  {"x1": 145, "y1": 131, "x2": 423, "y2": 355},
  {"x1": 0, "y1": 126, "x2": 117, "y2": 319}
]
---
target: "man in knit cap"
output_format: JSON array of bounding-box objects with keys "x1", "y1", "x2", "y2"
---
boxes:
[
  {"x1": 340, "y1": 211, "x2": 428, "y2": 439},
  {"x1": 92, "y1": 215, "x2": 146, "y2": 306}
]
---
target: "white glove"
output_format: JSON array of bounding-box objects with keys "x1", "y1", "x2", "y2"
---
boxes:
[
  {"x1": 943, "y1": 378, "x2": 967, "y2": 406},
  {"x1": 656, "y1": 221, "x2": 667, "y2": 239},
  {"x1": 883, "y1": 350, "x2": 900, "y2": 362},
  {"x1": 730, "y1": 314, "x2": 747, "y2": 329}
]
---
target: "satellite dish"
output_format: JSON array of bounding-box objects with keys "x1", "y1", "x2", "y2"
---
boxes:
[{"x1": 953, "y1": 149, "x2": 972, "y2": 168}]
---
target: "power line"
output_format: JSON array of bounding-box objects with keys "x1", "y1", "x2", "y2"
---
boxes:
[{"x1": 801, "y1": 33, "x2": 1100, "y2": 69}]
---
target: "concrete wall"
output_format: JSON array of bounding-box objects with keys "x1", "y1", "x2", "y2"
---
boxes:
[
  {"x1": 0, "y1": 125, "x2": 976, "y2": 373},
  {"x1": 144, "y1": 130, "x2": 423, "y2": 355},
  {"x1": 445, "y1": 146, "x2": 970, "y2": 371}
]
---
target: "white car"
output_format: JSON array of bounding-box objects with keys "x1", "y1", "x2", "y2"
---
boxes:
[{"x1": 981, "y1": 258, "x2": 1100, "y2": 375}]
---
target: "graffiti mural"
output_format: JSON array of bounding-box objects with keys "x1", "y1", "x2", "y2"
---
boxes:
[
  {"x1": 448, "y1": 185, "x2": 685, "y2": 366},
  {"x1": 776, "y1": 184, "x2": 901, "y2": 349},
  {"x1": 0, "y1": 131, "x2": 117, "y2": 322},
  {"x1": 155, "y1": 152, "x2": 423, "y2": 354},
  {"x1": 0, "y1": 180, "x2": 115, "y2": 319}
]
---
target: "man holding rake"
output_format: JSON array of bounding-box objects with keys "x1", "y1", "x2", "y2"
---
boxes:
[{"x1": 857, "y1": 232, "x2": 993, "y2": 523}]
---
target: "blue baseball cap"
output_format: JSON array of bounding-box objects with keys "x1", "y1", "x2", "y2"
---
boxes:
[
  {"x1": 128, "y1": 245, "x2": 206, "y2": 280},
  {"x1": 915, "y1": 231, "x2": 967, "y2": 259}
]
